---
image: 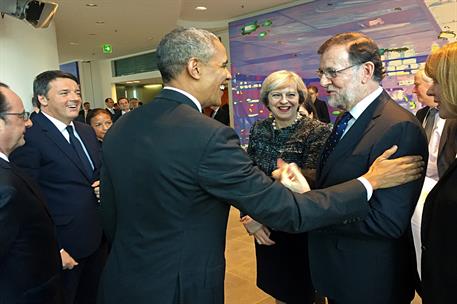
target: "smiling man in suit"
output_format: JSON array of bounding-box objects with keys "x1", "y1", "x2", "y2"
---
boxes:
[
  {"x1": 0, "y1": 82, "x2": 63, "y2": 303},
  {"x1": 97, "y1": 28, "x2": 424, "y2": 304},
  {"x1": 10, "y1": 71, "x2": 106, "y2": 304},
  {"x1": 309, "y1": 32, "x2": 428, "y2": 304}
]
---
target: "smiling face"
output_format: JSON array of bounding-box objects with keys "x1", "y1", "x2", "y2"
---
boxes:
[
  {"x1": 39, "y1": 77, "x2": 81, "y2": 124},
  {"x1": 268, "y1": 85, "x2": 300, "y2": 128},
  {"x1": 118, "y1": 98, "x2": 129, "y2": 111},
  {"x1": 197, "y1": 39, "x2": 232, "y2": 108},
  {"x1": 0, "y1": 87, "x2": 33, "y2": 155},
  {"x1": 319, "y1": 45, "x2": 365, "y2": 110}
]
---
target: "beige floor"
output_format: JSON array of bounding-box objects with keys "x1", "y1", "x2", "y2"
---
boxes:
[{"x1": 224, "y1": 207, "x2": 422, "y2": 304}]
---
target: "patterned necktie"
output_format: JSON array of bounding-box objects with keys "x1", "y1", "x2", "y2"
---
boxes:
[
  {"x1": 66, "y1": 125, "x2": 93, "y2": 177},
  {"x1": 424, "y1": 107, "x2": 438, "y2": 142},
  {"x1": 320, "y1": 111, "x2": 352, "y2": 169}
]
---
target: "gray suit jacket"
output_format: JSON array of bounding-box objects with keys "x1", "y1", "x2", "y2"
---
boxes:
[{"x1": 97, "y1": 88, "x2": 370, "y2": 304}]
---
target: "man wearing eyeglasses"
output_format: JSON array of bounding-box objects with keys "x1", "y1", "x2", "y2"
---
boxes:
[
  {"x1": 10, "y1": 71, "x2": 106, "y2": 304},
  {"x1": 0, "y1": 82, "x2": 64, "y2": 303},
  {"x1": 308, "y1": 32, "x2": 428, "y2": 304}
]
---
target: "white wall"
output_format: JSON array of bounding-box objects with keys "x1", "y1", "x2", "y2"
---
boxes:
[
  {"x1": 0, "y1": 15, "x2": 59, "y2": 110},
  {"x1": 77, "y1": 55, "x2": 162, "y2": 108}
]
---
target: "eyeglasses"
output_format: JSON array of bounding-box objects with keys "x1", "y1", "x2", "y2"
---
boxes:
[
  {"x1": 316, "y1": 63, "x2": 363, "y2": 79},
  {"x1": 0, "y1": 111, "x2": 31, "y2": 121},
  {"x1": 269, "y1": 91, "x2": 299, "y2": 102}
]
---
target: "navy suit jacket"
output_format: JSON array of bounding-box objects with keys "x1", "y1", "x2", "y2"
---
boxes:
[
  {"x1": 310, "y1": 91, "x2": 428, "y2": 304},
  {"x1": 0, "y1": 158, "x2": 63, "y2": 303},
  {"x1": 10, "y1": 112, "x2": 103, "y2": 259},
  {"x1": 97, "y1": 88, "x2": 371, "y2": 304}
]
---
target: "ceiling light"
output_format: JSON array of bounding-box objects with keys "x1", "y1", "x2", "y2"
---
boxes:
[
  {"x1": 96, "y1": 21, "x2": 104, "y2": 24},
  {"x1": 86, "y1": 3, "x2": 97, "y2": 7},
  {"x1": 195, "y1": 6, "x2": 207, "y2": 11},
  {"x1": 69, "y1": 42, "x2": 79, "y2": 45},
  {"x1": 144, "y1": 84, "x2": 162, "y2": 89}
]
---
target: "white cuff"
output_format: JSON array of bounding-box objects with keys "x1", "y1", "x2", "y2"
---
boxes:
[{"x1": 357, "y1": 176, "x2": 373, "y2": 201}]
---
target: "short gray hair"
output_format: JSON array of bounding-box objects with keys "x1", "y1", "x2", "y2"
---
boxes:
[{"x1": 156, "y1": 27, "x2": 219, "y2": 83}]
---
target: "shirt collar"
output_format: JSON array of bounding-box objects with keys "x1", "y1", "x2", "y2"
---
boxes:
[
  {"x1": 163, "y1": 86, "x2": 202, "y2": 113},
  {"x1": 349, "y1": 86, "x2": 383, "y2": 120},
  {"x1": 0, "y1": 152, "x2": 9, "y2": 162},
  {"x1": 41, "y1": 111, "x2": 75, "y2": 132}
]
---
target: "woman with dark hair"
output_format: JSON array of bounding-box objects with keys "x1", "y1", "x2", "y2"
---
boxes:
[
  {"x1": 420, "y1": 41, "x2": 457, "y2": 304},
  {"x1": 242, "y1": 70, "x2": 331, "y2": 304},
  {"x1": 298, "y1": 94, "x2": 318, "y2": 120},
  {"x1": 87, "y1": 108, "x2": 113, "y2": 143}
]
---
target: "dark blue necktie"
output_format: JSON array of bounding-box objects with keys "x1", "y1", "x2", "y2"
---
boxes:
[
  {"x1": 66, "y1": 125, "x2": 93, "y2": 178},
  {"x1": 320, "y1": 111, "x2": 352, "y2": 169}
]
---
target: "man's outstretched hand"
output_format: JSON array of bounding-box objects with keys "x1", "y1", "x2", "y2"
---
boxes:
[
  {"x1": 363, "y1": 145, "x2": 424, "y2": 190},
  {"x1": 273, "y1": 159, "x2": 311, "y2": 194}
]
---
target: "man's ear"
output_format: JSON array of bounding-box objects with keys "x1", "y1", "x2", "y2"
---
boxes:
[
  {"x1": 361, "y1": 61, "x2": 375, "y2": 84},
  {"x1": 37, "y1": 95, "x2": 48, "y2": 107},
  {"x1": 187, "y1": 58, "x2": 201, "y2": 80}
]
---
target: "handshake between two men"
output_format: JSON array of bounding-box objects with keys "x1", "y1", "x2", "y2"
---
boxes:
[{"x1": 242, "y1": 145, "x2": 424, "y2": 245}]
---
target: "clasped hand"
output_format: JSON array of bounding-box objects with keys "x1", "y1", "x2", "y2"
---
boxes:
[{"x1": 241, "y1": 159, "x2": 311, "y2": 246}]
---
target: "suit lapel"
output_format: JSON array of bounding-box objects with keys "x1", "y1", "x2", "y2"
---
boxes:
[
  {"x1": 318, "y1": 91, "x2": 387, "y2": 184},
  {"x1": 34, "y1": 112, "x2": 92, "y2": 182},
  {"x1": 0, "y1": 158, "x2": 53, "y2": 218}
]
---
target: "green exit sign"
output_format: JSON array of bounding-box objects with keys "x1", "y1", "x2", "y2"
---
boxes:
[{"x1": 103, "y1": 44, "x2": 112, "y2": 54}]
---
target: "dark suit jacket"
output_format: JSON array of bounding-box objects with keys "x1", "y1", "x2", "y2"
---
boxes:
[
  {"x1": 76, "y1": 109, "x2": 91, "y2": 124},
  {"x1": 309, "y1": 91, "x2": 428, "y2": 304},
  {"x1": 10, "y1": 112, "x2": 103, "y2": 259},
  {"x1": 213, "y1": 103, "x2": 230, "y2": 126},
  {"x1": 0, "y1": 158, "x2": 63, "y2": 303},
  {"x1": 421, "y1": 158, "x2": 457, "y2": 303},
  {"x1": 314, "y1": 98, "x2": 330, "y2": 123},
  {"x1": 416, "y1": 106, "x2": 457, "y2": 177},
  {"x1": 97, "y1": 89, "x2": 371, "y2": 304},
  {"x1": 106, "y1": 108, "x2": 121, "y2": 123}
]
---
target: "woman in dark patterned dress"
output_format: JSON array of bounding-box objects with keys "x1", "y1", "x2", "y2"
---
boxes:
[{"x1": 241, "y1": 70, "x2": 331, "y2": 304}]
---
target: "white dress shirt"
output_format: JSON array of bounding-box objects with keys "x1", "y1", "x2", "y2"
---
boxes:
[
  {"x1": 41, "y1": 111, "x2": 94, "y2": 169},
  {"x1": 0, "y1": 151, "x2": 9, "y2": 162}
]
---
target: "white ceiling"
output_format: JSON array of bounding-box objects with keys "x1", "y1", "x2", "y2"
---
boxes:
[{"x1": 53, "y1": 0, "x2": 299, "y2": 63}]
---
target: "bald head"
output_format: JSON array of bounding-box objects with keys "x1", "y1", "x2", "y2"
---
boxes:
[{"x1": 0, "y1": 84, "x2": 33, "y2": 156}]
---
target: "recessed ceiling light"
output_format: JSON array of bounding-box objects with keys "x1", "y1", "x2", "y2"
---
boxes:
[
  {"x1": 69, "y1": 42, "x2": 79, "y2": 45},
  {"x1": 96, "y1": 21, "x2": 104, "y2": 24},
  {"x1": 88, "y1": 33, "x2": 96, "y2": 36},
  {"x1": 86, "y1": 3, "x2": 98, "y2": 7},
  {"x1": 195, "y1": 6, "x2": 207, "y2": 11}
]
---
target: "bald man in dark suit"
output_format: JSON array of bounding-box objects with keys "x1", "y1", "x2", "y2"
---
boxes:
[{"x1": 0, "y1": 82, "x2": 63, "y2": 303}]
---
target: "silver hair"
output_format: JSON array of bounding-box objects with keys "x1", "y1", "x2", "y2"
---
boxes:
[
  {"x1": 156, "y1": 27, "x2": 219, "y2": 83},
  {"x1": 415, "y1": 68, "x2": 433, "y2": 84}
]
